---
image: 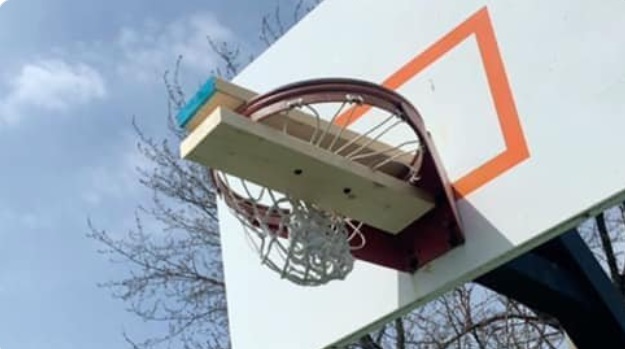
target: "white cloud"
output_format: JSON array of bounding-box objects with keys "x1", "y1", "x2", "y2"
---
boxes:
[
  {"x1": 0, "y1": 206, "x2": 49, "y2": 231},
  {"x1": 0, "y1": 59, "x2": 106, "y2": 125},
  {"x1": 115, "y1": 12, "x2": 236, "y2": 82},
  {"x1": 80, "y1": 136, "x2": 151, "y2": 206}
]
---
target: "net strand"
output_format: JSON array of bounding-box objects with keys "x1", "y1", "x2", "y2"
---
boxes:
[
  {"x1": 334, "y1": 113, "x2": 396, "y2": 155},
  {"x1": 216, "y1": 170, "x2": 361, "y2": 286},
  {"x1": 314, "y1": 100, "x2": 348, "y2": 147}
]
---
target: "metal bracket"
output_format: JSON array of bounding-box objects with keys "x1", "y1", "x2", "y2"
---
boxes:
[{"x1": 477, "y1": 229, "x2": 625, "y2": 348}]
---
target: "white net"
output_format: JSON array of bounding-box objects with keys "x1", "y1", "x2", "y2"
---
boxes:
[{"x1": 215, "y1": 171, "x2": 365, "y2": 286}]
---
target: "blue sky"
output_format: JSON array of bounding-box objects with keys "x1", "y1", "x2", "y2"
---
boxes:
[{"x1": 0, "y1": 0, "x2": 307, "y2": 347}]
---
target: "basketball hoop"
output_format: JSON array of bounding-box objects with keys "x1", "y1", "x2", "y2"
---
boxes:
[{"x1": 211, "y1": 79, "x2": 430, "y2": 286}]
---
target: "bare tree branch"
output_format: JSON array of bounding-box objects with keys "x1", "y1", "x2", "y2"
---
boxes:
[
  {"x1": 89, "y1": 2, "x2": 325, "y2": 348},
  {"x1": 596, "y1": 212, "x2": 625, "y2": 294},
  {"x1": 394, "y1": 319, "x2": 405, "y2": 349},
  {"x1": 207, "y1": 37, "x2": 241, "y2": 80}
]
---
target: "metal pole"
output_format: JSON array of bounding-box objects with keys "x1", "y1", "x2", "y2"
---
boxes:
[{"x1": 477, "y1": 229, "x2": 625, "y2": 349}]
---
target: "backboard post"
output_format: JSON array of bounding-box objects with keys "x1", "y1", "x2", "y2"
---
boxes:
[{"x1": 477, "y1": 229, "x2": 625, "y2": 349}]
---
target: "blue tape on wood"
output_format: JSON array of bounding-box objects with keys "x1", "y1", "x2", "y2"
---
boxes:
[{"x1": 176, "y1": 77, "x2": 217, "y2": 128}]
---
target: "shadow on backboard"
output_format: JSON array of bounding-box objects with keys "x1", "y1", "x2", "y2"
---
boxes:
[{"x1": 330, "y1": 200, "x2": 517, "y2": 347}]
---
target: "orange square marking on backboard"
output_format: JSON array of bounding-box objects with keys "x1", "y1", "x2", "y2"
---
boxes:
[{"x1": 336, "y1": 7, "x2": 530, "y2": 198}]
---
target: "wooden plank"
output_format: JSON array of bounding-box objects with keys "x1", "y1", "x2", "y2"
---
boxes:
[
  {"x1": 183, "y1": 78, "x2": 256, "y2": 131},
  {"x1": 182, "y1": 77, "x2": 417, "y2": 178},
  {"x1": 181, "y1": 107, "x2": 434, "y2": 234}
]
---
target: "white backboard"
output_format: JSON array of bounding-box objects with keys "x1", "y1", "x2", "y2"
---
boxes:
[{"x1": 219, "y1": 0, "x2": 625, "y2": 347}]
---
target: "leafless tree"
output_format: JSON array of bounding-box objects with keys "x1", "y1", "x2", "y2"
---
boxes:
[
  {"x1": 89, "y1": 1, "x2": 625, "y2": 348},
  {"x1": 88, "y1": 116, "x2": 227, "y2": 348},
  {"x1": 88, "y1": 2, "x2": 321, "y2": 348},
  {"x1": 350, "y1": 285, "x2": 564, "y2": 349}
]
